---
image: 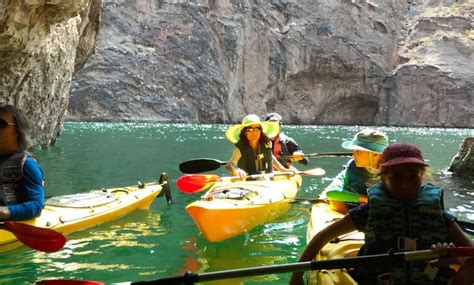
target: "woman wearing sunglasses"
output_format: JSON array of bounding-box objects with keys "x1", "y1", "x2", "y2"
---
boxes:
[
  {"x1": 225, "y1": 114, "x2": 292, "y2": 179},
  {"x1": 0, "y1": 105, "x2": 44, "y2": 221}
]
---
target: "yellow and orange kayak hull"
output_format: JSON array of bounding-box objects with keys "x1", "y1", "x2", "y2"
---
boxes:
[
  {"x1": 307, "y1": 201, "x2": 364, "y2": 285},
  {"x1": 186, "y1": 175, "x2": 302, "y2": 242},
  {"x1": 0, "y1": 180, "x2": 166, "y2": 253}
]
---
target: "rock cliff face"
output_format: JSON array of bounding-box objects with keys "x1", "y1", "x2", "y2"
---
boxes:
[
  {"x1": 0, "y1": 0, "x2": 100, "y2": 146},
  {"x1": 68, "y1": 0, "x2": 473, "y2": 127}
]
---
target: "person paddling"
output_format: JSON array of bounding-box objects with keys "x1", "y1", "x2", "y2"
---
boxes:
[
  {"x1": 265, "y1": 112, "x2": 308, "y2": 168},
  {"x1": 290, "y1": 143, "x2": 473, "y2": 285},
  {"x1": 321, "y1": 128, "x2": 389, "y2": 213},
  {"x1": 0, "y1": 105, "x2": 45, "y2": 221},
  {"x1": 225, "y1": 114, "x2": 293, "y2": 179}
]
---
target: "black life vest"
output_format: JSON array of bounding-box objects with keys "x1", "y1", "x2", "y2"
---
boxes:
[{"x1": 236, "y1": 140, "x2": 272, "y2": 175}]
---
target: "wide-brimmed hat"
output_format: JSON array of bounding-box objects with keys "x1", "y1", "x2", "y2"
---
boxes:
[
  {"x1": 225, "y1": 114, "x2": 280, "y2": 143},
  {"x1": 381, "y1": 143, "x2": 429, "y2": 167},
  {"x1": 342, "y1": 128, "x2": 389, "y2": 153}
]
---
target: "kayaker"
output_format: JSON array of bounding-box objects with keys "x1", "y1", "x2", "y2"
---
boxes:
[
  {"x1": 225, "y1": 114, "x2": 293, "y2": 179},
  {"x1": 0, "y1": 105, "x2": 45, "y2": 221},
  {"x1": 265, "y1": 112, "x2": 308, "y2": 168},
  {"x1": 290, "y1": 143, "x2": 473, "y2": 285},
  {"x1": 321, "y1": 128, "x2": 389, "y2": 213}
]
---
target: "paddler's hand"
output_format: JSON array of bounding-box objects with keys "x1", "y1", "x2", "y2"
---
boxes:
[
  {"x1": 429, "y1": 242, "x2": 464, "y2": 268},
  {"x1": 234, "y1": 168, "x2": 247, "y2": 180},
  {"x1": 292, "y1": 151, "x2": 305, "y2": 162},
  {"x1": 0, "y1": 206, "x2": 10, "y2": 220}
]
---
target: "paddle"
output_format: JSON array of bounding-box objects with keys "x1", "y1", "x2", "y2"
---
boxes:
[
  {"x1": 0, "y1": 222, "x2": 66, "y2": 252},
  {"x1": 122, "y1": 247, "x2": 474, "y2": 284},
  {"x1": 280, "y1": 152, "x2": 352, "y2": 159},
  {"x1": 35, "y1": 248, "x2": 474, "y2": 284},
  {"x1": 325, "y1": 190, "x2": 368, "y2": 203},
  {"x1": 176, "y1": 168, "x2": 326, "y2": 194},
  {"x1": 179, "y1": 158, "x2": 226, "y2": 174},
  {"x1": 36, "y1": 280, "x2": 104, "y2": 285},
  {"x1": 179, "y1": 153, "x2": 351, "y2": 174}
]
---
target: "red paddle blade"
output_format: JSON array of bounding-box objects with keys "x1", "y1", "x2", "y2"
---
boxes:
[
  {"x1": 176, "y1": 174, "x2": 220, "y2": 194},
  {"x1": 1, "y1": 222, "x2": 66, "y2": 252},
  {"x1": 36, "y1": 280, "x2": 104, "y2": 285}
]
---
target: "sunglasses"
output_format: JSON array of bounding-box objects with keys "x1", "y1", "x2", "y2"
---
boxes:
[
  {"x1": 245, "y1": 127, "x2": 262, "y2": 133},
  {"x1": 0, "y1": 118, "x2": 16, "y2": 129}
]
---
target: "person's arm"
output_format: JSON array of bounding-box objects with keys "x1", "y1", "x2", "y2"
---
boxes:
[
  {"x1": 225, "y1": 148, "x2": 247, "y2": 179},
  {"x1": 272, "y1": 154, "x2": 293, "y2": 172},
  {"x1": 284, "y1": 137, "x2": 308, "y2": 165},
  {"x1": 6, "y1": 157, "x2": 44, "y2": 221},
  {"x1": 290, "y1": 214, "x2": 357, "y2": 284},
  {"x1": 447, "y1": 220, "x2": 473, "y2": 247},
  {"x1": 324, "y1": 168, "x2": 349, "y2": 193}
]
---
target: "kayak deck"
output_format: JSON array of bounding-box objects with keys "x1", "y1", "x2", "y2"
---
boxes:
[
  {"x1": 186, "y1": 174, "x2": 302, "y2": 242},
  {"x1": 0, "y1": 177, "x2": 170, "y2": 253},
  {"x1": 307, "y1": 201, "x2": 364, "y2": 285}
]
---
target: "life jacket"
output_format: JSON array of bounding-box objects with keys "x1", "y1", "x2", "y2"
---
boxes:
[
  {"x1": 345, "y1": 159, "x2": 373, "y2": 195},
  {"x1": 236, "y1": 140, "x2": 272, "y2": 175},
  {"x1": 0, "y1": 151, "x2": 35, "y2": 206},
  {"x1": 273, "y1": 133, "x2": 291, "y2": 166},
  {"x1": 361, "y1": 183, "x2": 452, "y2": 284}
]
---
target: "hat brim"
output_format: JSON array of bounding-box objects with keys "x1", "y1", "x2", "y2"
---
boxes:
[
  {"x1": 342, "y1": 141, "x2": 385, "y2": 153},
  {"x1": 226, "y1": 121, "x2": 280, "y2": 143},
  {"x1": 381, "y1": 157, "x2": 429, "y2": 167}
]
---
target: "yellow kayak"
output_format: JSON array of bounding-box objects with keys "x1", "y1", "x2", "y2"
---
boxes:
[
  {"x1": 186, "y1": 174, "x2": 302, "y2": 242},
  {"x1": 306, "y1": 201, "x2": 364, "y2": 284},
  {"x1": 0, "y1": 174, "x2": 171, "y2": 253}
]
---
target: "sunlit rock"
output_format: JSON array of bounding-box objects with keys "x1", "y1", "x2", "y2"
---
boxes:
[
  {"x1": 0, "y1": 0, "x2": 100, "y2": 146},
  {"x1": 449, "y1": 137, "x2": 474, "y2": 178}
]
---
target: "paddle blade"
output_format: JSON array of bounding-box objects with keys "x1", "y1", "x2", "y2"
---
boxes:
[
  {"x1": 179, "y1": 158, "x2": 226, "y2": 174},
  {"x1": 1, "y1": 222, "x2": 66, "y2": 252},
  {"x1": 176, "y1": 174, "x2": 220, "y2": 194},
  {"x1": 36, "y1": 280, "x2": 104, "y2": 285},
  {"x1": 301, "y1": 168, "x2": 326, "y2": 176},
  {"x1": 326, "y1": 190, "x2": 368, "y2": 204}
]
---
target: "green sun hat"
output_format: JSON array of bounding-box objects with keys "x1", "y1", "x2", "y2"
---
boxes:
[
  {"x1": 341, "y1": 128, "x2": 389, "y2": 153},
  {"x1": 225, "y1": 114, "x2": 280, "y2": 144}
]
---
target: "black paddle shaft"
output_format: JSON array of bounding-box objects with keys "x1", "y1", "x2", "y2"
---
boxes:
[{"x1": 130, "y1": 251, "x2": 427, "y2": 284}]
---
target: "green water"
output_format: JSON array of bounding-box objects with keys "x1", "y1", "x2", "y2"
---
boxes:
[{"x1": 0, "y1": 123, "x2": 473, "y2": 284}]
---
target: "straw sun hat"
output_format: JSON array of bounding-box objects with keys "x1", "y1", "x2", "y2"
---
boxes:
[
  {"x1": 341, "y1": 128, "x2": 389, "y2": 154},
  {"x1": 225, "y1": 114, "x2": 280, "y2": 144}
]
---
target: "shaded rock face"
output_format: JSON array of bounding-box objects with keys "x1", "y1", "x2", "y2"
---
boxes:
[
  {"x1": 449, "y1": 137, "x2": 474, "y2": 178},
  {"x1": 69, "y1": 0, "x2": 473, "y2": 127},
  {"x1": 0, "y1": 0, "x2": 100, "y2": 146}
]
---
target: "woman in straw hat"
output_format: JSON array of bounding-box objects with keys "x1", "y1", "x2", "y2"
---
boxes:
[
  {"x1": 291, "y1": 143, "x2": 473, "y2": 285},
  {"x1": 225, "y1": 114, "x2": 293, "y2": 179},
  {"x1": 322, "y1": 128, "x2": 389, "y2": 213}
]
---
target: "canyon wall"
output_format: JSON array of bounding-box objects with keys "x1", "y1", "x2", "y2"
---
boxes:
[
  {"x1": 68, "y1": 0, "x2": 473, "y2": 127},
  {"x1": 0, "y1": 0, "x2": 100, "y2": 146}
]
